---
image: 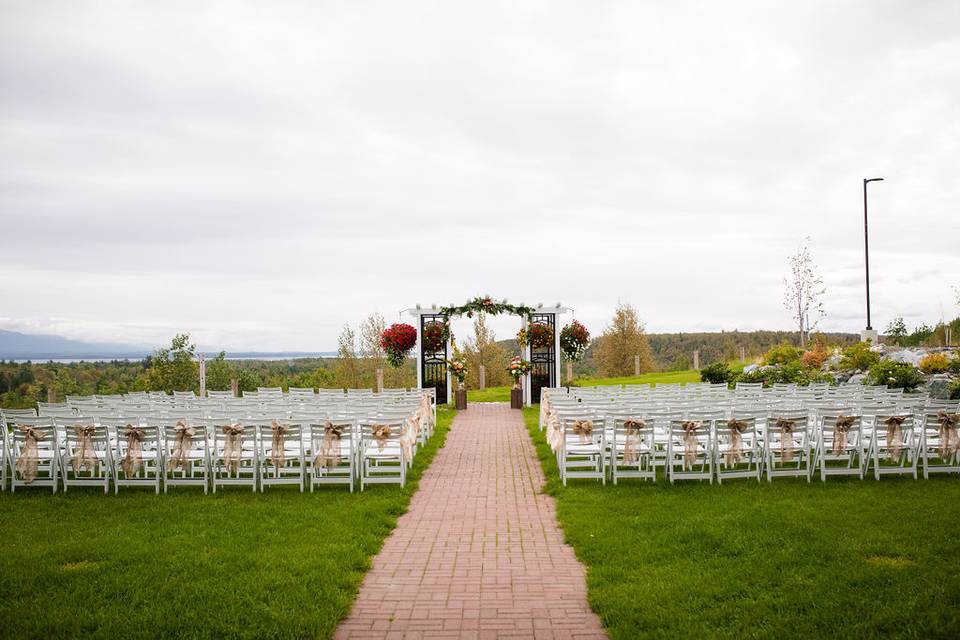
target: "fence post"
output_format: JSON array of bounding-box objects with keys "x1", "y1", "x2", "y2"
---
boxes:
[
  {"x1": 634, "y1": 354, "x2": 640, "y2": 376},
  {"x1": 739, "y1": 346, "x2": 746, "y2": 363},
  {"x1": 198, "y1": 353, "x2": 206, "y2": 398},
  {"x1": 693, "y1": 350, "x2": 700, "y2": 371},
  {"x1": 479, "y1": 365, "x2": 486, "y2": 391},
  {"x1": 230, "y1": 378, "x2": 238, "y2": 398},
  {"x1": 376, "y1": 368, "x2": 384, "y2": 393},
  {"x1": 566, "y1": 361, "x2": 573, "y2": 384},
  {"x1": 47, "y1": 387, "x2": 55, "y2": 403}
]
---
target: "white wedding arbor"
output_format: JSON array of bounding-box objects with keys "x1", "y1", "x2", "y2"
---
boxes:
[{"x1": 406, "y1": 299, "x2": 569, "y2": 406}]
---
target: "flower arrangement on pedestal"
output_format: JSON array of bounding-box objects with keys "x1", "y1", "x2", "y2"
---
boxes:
[
  {"x1": 560, "y1": 320, "x2": 590, "y2": 361},
  {"x1": 446, "y1": 358, "x2": 468, "y2": 389},
  {"x1": 516, "y1": 323, "x2": 555, "y2": 350},
  {"x1": 422, "y1": 322, "x2": 446, "y2": 353},
  {"x1": 508, "y1": 356, "x2": 532, "y2": 389},
  {"x1": 380, "y1": 323, "x2": 418, "y2": 368}
]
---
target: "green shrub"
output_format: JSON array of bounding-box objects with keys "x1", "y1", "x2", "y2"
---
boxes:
[
  {"x1": 839, "y1": 341, "x2": 881, "y2": 371},
  {"x1": 919, "y1": 353, "x2": 951, "y2": 374},
  {"x1": 949, "y1": 355, "x2": 960, "y2": 375},
  {"x1": 763, "y1": 344, "x2": 803, "y2": 366},
  {"x1": 950, "y1": 379, "x2": 960, "y2": 400},
  {"x1": 867, "y1": 360, "x2": 925, "y2": 391},
  {"x1": 735, "y1": 367, "x2": 770, "y2": 387},
  {"x1": 700, "y1": 362, "x2": 733, "y2": 384}
]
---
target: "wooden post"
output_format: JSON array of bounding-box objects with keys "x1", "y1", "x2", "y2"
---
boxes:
[
  {"x1": 198, "y1": 353, "x2": 206, "y2": 398},
  {"x1": 376, "y1": 368, "x2": 384, "y2": 393},
  {"x1": 693, "y1": 350, "x2": 700, "y2": 370},
  {"x1": 47, "y1": 387, "x2": 55, "y2": 403},
  {"x1": 739, "y1": 346, "x2": 746, "y2": 363},
  {"x1": 230, "y1": 378, "x2": 239, "y2": 398},
  {"x1": 479, "y1": 364, "x2": 486, "y2": 390},
  {"x1": 566, "y1": 361, "x2": 573, "y2": 384},
  {"x1": 634, "y1": 354, "x2": 640, "y2": 376}
]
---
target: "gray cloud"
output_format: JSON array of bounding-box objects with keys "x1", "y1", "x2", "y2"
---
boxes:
[{"x1": 1, "y1": 0, "x2": 958, "y2": 350}]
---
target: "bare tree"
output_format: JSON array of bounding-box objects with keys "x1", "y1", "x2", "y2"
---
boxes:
[{"x1": 783, "y1": 238, "x2": 825, "y2": 348}]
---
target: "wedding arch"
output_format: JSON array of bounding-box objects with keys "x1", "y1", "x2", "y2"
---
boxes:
[{"x1": 406, "y1": 296, "x2": 568, "y2": 406}]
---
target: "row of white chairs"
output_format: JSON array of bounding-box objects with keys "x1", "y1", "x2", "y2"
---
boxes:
[
  {"x1": 541, "y1": 387, "x2": 960, "y2": 485},
  {"x1": 1, "y1": 392, "x2": 436, "y2": 493}
]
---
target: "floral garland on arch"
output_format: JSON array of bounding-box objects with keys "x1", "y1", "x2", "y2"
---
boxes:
[
  {"x1": 380, "y1": 323, "x2": 418, "y2": 368},
  {"x1": 439, "y1": 296, "x2": 536, "y2": 322},
  {"x1": 560, "y1": 320, "x2": 590, "y2": 361},
  {"x1": 517, "y1": 323, "x2": 555, "y2": 350}
]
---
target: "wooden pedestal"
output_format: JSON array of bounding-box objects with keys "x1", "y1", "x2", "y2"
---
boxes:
[
  {"x1": 455, "y1": 388, "x2": 467, "y2": 410},
  {"x1": 510, "y1": 387, "x2": 523, "y2": 409}
]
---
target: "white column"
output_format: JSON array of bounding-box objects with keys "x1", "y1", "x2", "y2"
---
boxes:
[
  {"x1": 446, "y1": 331, "x2": 453, "y2": 405},
  {"x1": 414, "y1": 312, "x2": 423, "y2": 390},
  {"x1": 522, "y1": 315, "x2": 531, "y2": 406},
  {"x1": 553, "y1": 313, "x2": 561, "y2": 392},
  {"x1": 198, "y1": 353, "x2": 206, "y2": 398}
]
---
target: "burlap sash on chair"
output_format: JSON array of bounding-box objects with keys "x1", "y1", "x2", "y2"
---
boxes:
[
  {"x1": 681, "y1": 421, "x2": 701, "y2": 469},
  {"x1": 15, "y1": 424, "x2": 46, "y2": 483},
  {"x1": 418, "y1": 393, "x2": 434, "y2": 431},
  {"x1": 623, "y1": 419, "x2": 645, "y2": 464},
  {"x1": 725, "y1": 419, "x2": 748, "y2": 465},
  {"x1": 169, "y1": 421, "x2": 196, "y2": 471},
  {"x1": 121, "y1": 425, "x2": 146, "y2": 477},
  {"x1": 400, "y1": 417, "x2": 416, "y2": 462},
  {"x1": 314, "y1": 421, "x2": 343, "y2": 469},
  {"x1": 72, "y1": 424, "x2": 98, "y2": 472},
  {"x1": 572, "y1": 420, "x2": 594, "y2": 445},
  {"x1": 222, "y1": 423, "x2": 244, "y2": 474},
  {"x1": 271, "y1": 421, "x2": 290, "y2": 467},
  {"x1": 884, "y1": 416, "x2": 907, "y2": 463},
  {"x1": 547, "y1": 409, "x2": 561, "y2": 451},
  {"x1": 775, "y1": 418, "x2": 796, "y2": 463},
  {"x1": 832, "y1": 415, "x2": 856, "y2": 456},
  {"x1": 936, "y1": 412, "x2": 960, "y2": 461},
  {"x1": 372, "y1": 424, "x2": 392, "y2": 452}
]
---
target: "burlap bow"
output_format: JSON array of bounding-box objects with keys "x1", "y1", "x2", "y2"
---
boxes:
[
  {"x1": 315, "y1": 422, "x2": 343, "y2": 469},
  {"x1": 169, "y1": 421, "x2": 196, "y2": 470},
  {"x1": 681, "y1": 421, "x2": 701, "y2": 469},
  {"x1": 725, "y1": 419, "x2": 748, "y2": 465},
  {"x1": 121, "y1": 425, "x2": 146, "y2": 477},
  {"x1": 400, "y1": 417, "x2": 416, "y2": 462},
  {"x1": 270, "y1": 421, "x2": 290, "y2": 467},
  {"x1": 832, "y1": 415, "x2": 856, "y2": 456},
  {"x1": 15, "y1": 424, "x2": 46, "y2": 483},
  {"x1": 884, "y1": 416, "x2": 907, "y2": 463},
  {"x1": 72, "y1": 424, "x2": 98, "y2": 472},
  {"x1": 775, "y1": 417, "x2": 796, "y2": 463},
  {"x1": 572, "y1": 420, "x2": 594, "y2": 444},
  {"x1": 222, "y1": 423, "x2": 244, "y2": 474},
  {"x1": 372, "y1": 424, "x2": 392, "y2": 452},
  {"x1": 936, "y1": 412, "x2": 960, "y2": 461},
  {"x1": 418, "y1": 393, "x2": 434, "y2": 430},
  {"x1": 623, "y1": 419, "x2": 645, "y2": 464}
]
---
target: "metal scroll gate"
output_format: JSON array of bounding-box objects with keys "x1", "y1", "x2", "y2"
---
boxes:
[
  {"x1": 530, "y1": 312, "x2": 556, "y2": 404},
  {"x1": 420, "y1": 313, "x2": 448, "y2": 405}
]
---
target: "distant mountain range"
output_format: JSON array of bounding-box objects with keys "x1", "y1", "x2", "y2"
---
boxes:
[{"x1": 0, "y1": 330, "x2": 336, "y2": 361}]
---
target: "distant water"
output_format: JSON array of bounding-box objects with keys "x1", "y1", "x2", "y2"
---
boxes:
[{"x1": 7, "y1": 352, "x2": 337, "y2": 364}]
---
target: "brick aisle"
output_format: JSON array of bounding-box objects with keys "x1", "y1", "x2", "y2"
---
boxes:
[{"x1": 335, "y1": 403, "x2": 606, "y2": 640}]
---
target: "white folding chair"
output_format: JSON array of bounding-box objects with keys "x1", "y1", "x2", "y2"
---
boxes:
[
  {"x1": 308, "y1": 419, "x2": 355, "y2": 492},
  {"x1": 764, "y1": 412, "x2": 812, "y2": 482},
  {"x1": 259, "y1": 420, "x2": 305, "y2": 492},
  {"x1": 867, "y1": 414, "x2": 918, "y2": 480},
  {"x1": 211, "y1": 422, "x2": 259, "y2": 492},
  {"x1": 715, "y1": 416, "x2": 762, "y2": 483},
  {"x1": 666, "y1": 419, "x2": 713, "y2": 483},
  {"x1": 58, "y1": 420, "x2": 112, "y2": 493},
  {"x1": 814, "y1": 414, "x2": 865, "y2": 481},
  {"x1": 919, "y1": 411, "x2": 960, "y2": 478},
  {"x1": 162, "y1": 420, "x2": 209, "y2": 493},
  {"x1": 113, "y1": 422, "x2": 163, "y2": 493},
  {"x1": 609, "y1": 416, "x2": 656, "y2": 484},
  {"x1": 9, "y1": 418, "x2": 59, "y2": 492},
  {"x1": 559, "y1": 416, "x2": 606, "y2": 485},
  {"x1": 359, "y1": 420, "x2": 406, "y2": 490}
]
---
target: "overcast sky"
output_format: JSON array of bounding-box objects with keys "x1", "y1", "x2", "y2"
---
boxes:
[{"x1": 1, "y1": 1, "x2": 958, "y2": 351}]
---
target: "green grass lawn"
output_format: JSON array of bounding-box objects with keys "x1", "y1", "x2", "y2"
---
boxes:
[
  {"x1": 467, "y1": 369, "x2": 703, "y2": 403},
  {"x1": 0, "y1": 408, "x2": 454, "y2": 639},
  {"x1": 522, "y1": 407, "x2": 960, "y2": 639}
]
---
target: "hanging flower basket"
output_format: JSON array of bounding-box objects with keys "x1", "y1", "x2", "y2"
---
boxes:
[
  {"x1": 380, "y1": 323, "x2": 418, "y2": 368},
  {"x1": 560, "y1": 320, "x2": 590, "y2": 361},
  {"x1": 517, "y1": 323, "x2": 554, "y2": 350},
  {"x1": 422, "y1": 322, "x2": 447, "y2": 353}
]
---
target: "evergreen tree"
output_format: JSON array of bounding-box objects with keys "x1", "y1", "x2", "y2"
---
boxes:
[{"x1": 595, "y1": 303, "x2": 654, "y2": 377}]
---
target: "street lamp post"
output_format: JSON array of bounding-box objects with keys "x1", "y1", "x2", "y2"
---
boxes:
[{"x1": 862, "y1": 177, "x2": 884, "y2": 342}]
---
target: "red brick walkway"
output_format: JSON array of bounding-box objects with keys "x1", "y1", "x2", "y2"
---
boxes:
[{"x1": 335, "y1": 403, "x2": 606, "y2": 640}]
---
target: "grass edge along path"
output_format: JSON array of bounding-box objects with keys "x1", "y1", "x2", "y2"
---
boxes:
[
  {"x1": 469, "y1": 369, "x2": 702, "y2": 403},
  {"x1": 0, "y1": 407, "x2": 455, "y2": 640},
  {"x1": 521, "y1": 407, "x2": 960, "y2": 639}
]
